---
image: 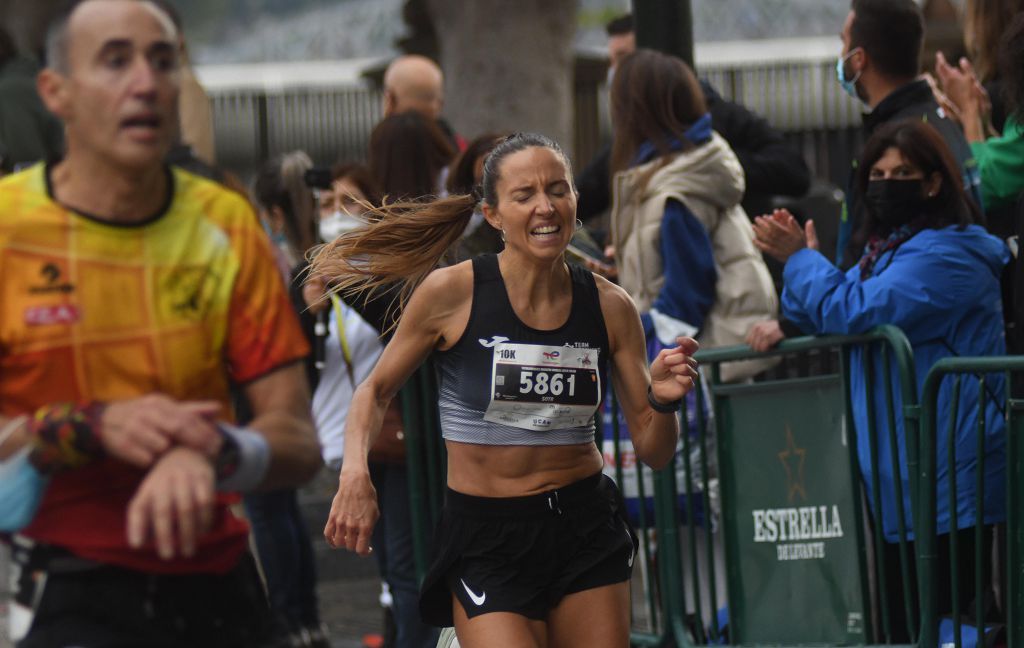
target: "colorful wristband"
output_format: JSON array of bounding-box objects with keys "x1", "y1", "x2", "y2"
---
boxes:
[
  {"x1": 647, "y1": 386, "x2": 681, "y2": 414},
  {"x1": 27, "y1": 402, "x2": 106, "y2": 473}
]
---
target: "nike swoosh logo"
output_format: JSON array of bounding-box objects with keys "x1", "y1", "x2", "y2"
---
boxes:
[
  {"x1": 478, "y1": 335, "x2": 510, "y2": 348},
  {"x1": 461, "y1": 578, "x2": 487, "y2": 606},
  {"x1": 623, "y1": 520, "x2": 635, "y2": 567}
]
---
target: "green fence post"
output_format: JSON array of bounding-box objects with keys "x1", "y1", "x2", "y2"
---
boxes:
[
  {"x1": 697, "y1": 376, "x2": 719, "y2": 644},
  {"x1": 947, "y1": 376, "x2": 963, "y2": 647},
  {"x1": 652, "y1": 460, "x2": 691, "y2": 647},
  {"x1": 1009, "y1": 387, "x2": 1024, "y2": 647},
  {"x1": 680, "y1": 394, "x2": 706, "y2": 644},
  {"x1": 918, "y1": 366, "x2": 941, "y2": 648},
  {"x1": 975, "y1": 377, "x2": 987, "y2": 644},
  {"x1": 401, "y1": 372, "x2": 431, "y2": 583},
  {"x1": 863, "y1": 347, "x2": 894, "y2": 643},
  {"x1": 882, "y1": 348, "x2": 918, "y2": 640},
  {"x1": 416, "y1": 363, "x2": 444, "y2": 525}
]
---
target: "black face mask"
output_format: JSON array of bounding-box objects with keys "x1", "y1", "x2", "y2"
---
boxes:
[{"x1": 865, "y1": 179, "x2": 931, "y2": 229}]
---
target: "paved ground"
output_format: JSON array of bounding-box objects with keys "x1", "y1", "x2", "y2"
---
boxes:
[{"x1": 301, "y1": 468, "x2": 388, "y2": 648}]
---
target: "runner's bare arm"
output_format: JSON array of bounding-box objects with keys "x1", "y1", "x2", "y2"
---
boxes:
[
  {"x1": 596, "y1": 276, "x2": 698, "y2": 470},
  {"x1": 325, "y1": 264, "x2": 472, "y2": 555},
  {"x1": 243, "y1": 362, "x2": 322, "y2": 489}
]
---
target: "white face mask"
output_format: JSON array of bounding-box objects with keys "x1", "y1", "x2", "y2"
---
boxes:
[{"x1": 318, "y1": 210, "x2": 364, "y2": 242}]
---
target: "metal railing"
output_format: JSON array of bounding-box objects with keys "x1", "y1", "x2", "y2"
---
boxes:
[
  {"x1": 643, "y1": 326, "x2": 919, "y2": 647},
  {"x1": 203, "y1": 46, "x2": 864, "y2": 184},
  {"x1": 915, "y1": 357, "x2": 1024, "y2": 648}
]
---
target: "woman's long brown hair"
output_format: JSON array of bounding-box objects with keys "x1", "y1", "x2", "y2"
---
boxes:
[
  {"x1": 609, "y1": 48, "x2": 707, "y2": 178},
  {"x1": 307, "y1": 194, "x2": 476, "y2": 331},
  {"x1": 964, "y1": 0, "x2": 1024, "y2": 83}
]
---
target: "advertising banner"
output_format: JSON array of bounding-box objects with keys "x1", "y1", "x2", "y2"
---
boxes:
[{"x1": 718, "y1": 376, "x2": 867, "y2": 644}]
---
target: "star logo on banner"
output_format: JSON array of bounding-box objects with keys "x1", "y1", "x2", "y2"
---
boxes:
[{"x1": 777, "y1": 426, "x2": 807, "y2": 503}]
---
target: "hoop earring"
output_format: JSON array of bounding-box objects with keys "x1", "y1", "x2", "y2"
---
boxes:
[{"x1": 575, "y1": 219, "x2": 583, "y2": 232}]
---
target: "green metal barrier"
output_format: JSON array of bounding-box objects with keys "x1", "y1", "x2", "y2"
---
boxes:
[
  {"x1": 401, "y1": 362, "x2": 447, "y2": 583},
  {"x1": 632, "y1": 326, "x2": 917, "y2": 648},
  {"x1": 916, "y1": 357, "x2": 1024, "y2": 648},
  {"x1": 592, "y1": 326, "x2": 923, "y2": 646}
]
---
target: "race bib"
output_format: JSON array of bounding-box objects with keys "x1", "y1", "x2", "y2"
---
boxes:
[{"x1": 483, "y1": 342, "x2": 601, "y2": 432}]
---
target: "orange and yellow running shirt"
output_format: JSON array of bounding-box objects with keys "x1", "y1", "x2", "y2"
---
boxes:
[{"x1": 0, "y1": 164, "x2": 309, "y2": 574}]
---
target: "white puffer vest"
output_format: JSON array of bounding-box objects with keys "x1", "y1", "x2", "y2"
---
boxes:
[{"x1": 610, "y1": 133, "x2": 778, "y2": 381}]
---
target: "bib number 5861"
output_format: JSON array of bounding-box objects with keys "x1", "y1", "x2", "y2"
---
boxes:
[{"x1": 519, "y1": 370, "x2": 575, "y2": 397}]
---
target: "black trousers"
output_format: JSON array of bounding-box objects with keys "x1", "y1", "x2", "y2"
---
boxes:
[{"x1": 17, "y1": 552, "x2": 272, "y2": 648}]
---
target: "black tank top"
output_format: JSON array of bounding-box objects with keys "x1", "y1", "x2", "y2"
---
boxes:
[{"x1": 436, "y1": 254, "x2": 610, "y2": 445}]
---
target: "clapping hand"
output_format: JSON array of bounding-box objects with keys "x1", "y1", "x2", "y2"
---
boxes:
[{"x1": 752, "y1": 208, "x2": 818, "y2": 263}]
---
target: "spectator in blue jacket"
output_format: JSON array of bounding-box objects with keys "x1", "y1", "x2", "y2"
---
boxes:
[{"x1": 753, "y1": 118, "x2": 1007, "y2": 640}]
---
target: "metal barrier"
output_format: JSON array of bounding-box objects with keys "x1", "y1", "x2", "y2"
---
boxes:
[
  {"x1": 915, "y1": 357, "x2": 1024, "y2": 648},
  {"x1": 400, "y1": 362, "x2": 447, "y2": 583},
  {"x1": 627, "y1": 326, "x2": 919, "y2": 647},
  {"x1": 209, "y1": 85, "x2": 384, "y2": 178}
]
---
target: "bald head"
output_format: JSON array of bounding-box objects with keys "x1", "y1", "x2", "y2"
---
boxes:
[
  {"x1": 46, "y1": 0, "x2": 177, "y2": 74},
  {"x1": 382, "y1": 54, "x2": 444, "y2": 120}
]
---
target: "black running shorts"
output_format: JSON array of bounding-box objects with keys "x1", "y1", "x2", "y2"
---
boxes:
[{"x1": 419, "y1": 472, "x2": 638, "y2": 627}]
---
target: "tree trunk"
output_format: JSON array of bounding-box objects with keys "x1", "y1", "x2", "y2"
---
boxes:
[
  {"x1": 426, "y1": 0, "x2": 577, "y2": 156},
  {"x1": 0, "y1": 0, "x2": 67, "y2": 58}
]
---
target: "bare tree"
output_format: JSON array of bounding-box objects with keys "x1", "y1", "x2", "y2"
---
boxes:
[{"x1": 425, "y1": 0, "x2": 578, "y2": 154}]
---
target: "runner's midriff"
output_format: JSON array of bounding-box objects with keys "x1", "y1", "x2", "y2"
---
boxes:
[{"x1": 445, "y1": 440, "x2": 603, "y2": 497}]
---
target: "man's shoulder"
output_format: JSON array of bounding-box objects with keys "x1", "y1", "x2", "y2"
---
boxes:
[
  {"x1": 0, "y1": 164, "x2": 54, "y2": 225},
  {"x1": 882, "y1": 84, "x2": 969, "y2": 145},
  {"x1": 169, "y1": 167, "x2": 257, "y2": 232}
]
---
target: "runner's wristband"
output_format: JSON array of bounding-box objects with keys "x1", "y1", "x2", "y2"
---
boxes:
[
  {"x1": 27, "y1": 402, "x2": 106, "y2": 473},
  {"x1": 647, "y1": 386, "x2": 681, "y2": 414},
  {"x1": 214, "y1": 424, "x2": 271, "y2": 493}
]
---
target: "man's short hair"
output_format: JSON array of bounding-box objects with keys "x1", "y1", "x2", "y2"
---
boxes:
[
  {"x1": 149, "y1": 0, "x2": 182, "y2": 31},
  {"x1": 605, "y1": 13, "x2": 634, "y2": 37},
  {"x1": 43, "y1": 0, "x2": 78, "y2": 72},
  {"x1": 850, "y1": 0, "x2": 923, "y2": 79}
]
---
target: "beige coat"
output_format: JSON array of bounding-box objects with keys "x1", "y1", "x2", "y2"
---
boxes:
[{"x1": 610, "y1": 133, "x2": 777, "y2": 381}]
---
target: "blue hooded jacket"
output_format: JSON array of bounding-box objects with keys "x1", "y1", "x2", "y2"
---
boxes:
[{"x1": 782, "y1": 224, "x2": 1008, "y2": 541}]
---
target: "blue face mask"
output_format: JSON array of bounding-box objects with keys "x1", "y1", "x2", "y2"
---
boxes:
[
  {"x1": 0, "y1": 446, "x2": 47, "y2": 532},
  {"x1": 836, "y1": 48, "x2": 862, "y2": 101}
]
